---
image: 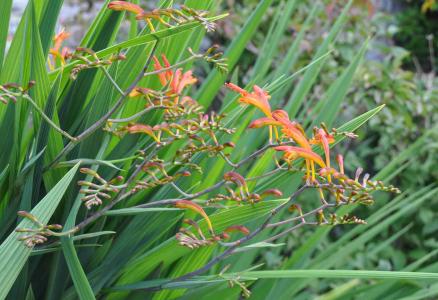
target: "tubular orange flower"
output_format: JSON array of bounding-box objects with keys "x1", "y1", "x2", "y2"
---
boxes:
[
  {"x1": 274, "y1": 146, "x2": 326, "y2": 168},
  {"x1": 125, "y1": 124, "x2": 160, "y2": 143},
  {"x1": 153, "y1": 55, "x2": 197, "y2": 104},
  {"x1": 337, "y1": 154, "x2": 345, "y2": 174},
  {"x1": 171, "y1": 69, "x2": 197, "y2": 95},
  {"x1": 48, "y1": 29, "x2": 71, "y2": 70},
  {"x1": 225, "y1": 83, "x2": 272, "y2": 117},
  {"x1": 175, "y1": 200, "x2": 214, "y2": 233},
  {"x1": 309, "y1": 127, "x2": 335, "y2": 182},
  {"x1": 108, "y1": 1, "x2": 144, "y2": 15},
  {"x1": 53, "y1": 29, "x2": 70, "y2": 53},
  {"x1": 310, "y1": 127, "x2": 335, "y2": 168},
  {"x1": 226, "y1": 83, "x2": 284, "y2": 142},
  {"x1": 153, "y1": 55, "x2": 173, "y2": 86},
  {"x1": 274, "y1": 116, "x2": 310, "y2": 149}
]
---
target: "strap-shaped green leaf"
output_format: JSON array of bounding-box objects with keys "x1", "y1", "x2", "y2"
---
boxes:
[{"x1": 0, "y1": 162, "x2": 79, "y2": 300}]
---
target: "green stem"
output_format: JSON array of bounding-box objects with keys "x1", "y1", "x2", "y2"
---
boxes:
[
  {"x1": 23, "y1": 94, "x2": 77, "y2": 142},
  {"x1": 100, "y1": 67, "x2": 124, "y2": 96}
]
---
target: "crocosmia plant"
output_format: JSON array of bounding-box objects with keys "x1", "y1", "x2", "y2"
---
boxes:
[{"x1": 0, "y1": 1, "x2": 419, "y2": 299}]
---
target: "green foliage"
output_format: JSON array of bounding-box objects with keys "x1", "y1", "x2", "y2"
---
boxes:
[{"x1": 0, "y1": 1, "x2": 434, "y2": 299}]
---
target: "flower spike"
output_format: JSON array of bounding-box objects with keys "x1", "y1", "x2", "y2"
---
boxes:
[{"x1": 225, "y1": 83, "x2": 272, "y2": 117}]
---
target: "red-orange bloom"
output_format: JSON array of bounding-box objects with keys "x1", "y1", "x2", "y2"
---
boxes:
[
  {"x1": 153, "y1": 55, "x2": 197, "y2": 103},
  {"x1": 274, "y1": 146, "x2": 326, "y2": 168},
  {"x1": 108, "y1": 1, "x2": 144, "y2": 15},
  {"x1": 153, "y1": 55, "x2": 173, "y2": 86},
  {"x1": 274, "y1": 117, "x2": 310, "y2": 150},
  {"x1": 171, "y1": 69, "x2": 197, "y2": 95},
  {"x1": 310, "y1": 128, "x2": 335, "y2": 168},
  {"x1": 53, "y1": 29, "x2": 70, "y2": 53},
  {"x1": 225, "y1": 83, "x2": 272, "y2": 117}
]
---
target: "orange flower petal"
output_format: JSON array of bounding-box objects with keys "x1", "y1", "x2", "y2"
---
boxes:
[
  {"x1": 152, "y1": 56, "x2": 168, "y2": 86},
  {"x1": 176, "y1": 70, "x2": 197, "y2": 94},
  {"x1": 108, "y1": 1, "x2": 144, "y2": 15},
  {"x1": 175, "y1": 200, "x2": 213, "y2": 233},
  {"x1": 225, "y1": 82, "x2": 249, "y2": 96},
  {"x1": 275, "y1": 118, "x2": 311, "y2": 149},
  {"x1": 310, "y1": 128, "x2": 335, "y2": 168},
  {"x1": 53, "y1": 29, "x2": 70, "y2": 52},
  {"x1": 271, "y1": 109, "x2": 289, "y2": 121},
  {"x1": 274, "y1": 146, "x2": 326, "y2": 168},
  {"x1": 226, "y1": 83, "x2": 272, "y2": 117},
  {"x1": 125, "y1": 124, "x2": 159, "y2": 142},
  {"x1": 248, "y1": 117, "x2": 281, "y2": 129}
]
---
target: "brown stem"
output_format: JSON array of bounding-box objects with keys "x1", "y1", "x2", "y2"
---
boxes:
[
  {"x1": 143, "y1": 185, "x2": 309, "y2": 291},
  {"x1": 74, "y1": 145, "x2": 159, "y2": 231}
]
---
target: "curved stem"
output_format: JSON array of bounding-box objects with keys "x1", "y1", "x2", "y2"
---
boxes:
[{"x1": 23, "y1": 95, "x2": 77, "y2": 141}]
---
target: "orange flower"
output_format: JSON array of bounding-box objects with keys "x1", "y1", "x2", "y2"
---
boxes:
[
  {"x1": 225, "y1": 83, "x2": 272, "y2": 117},
  {"x1": 53, "y1": 29, "x2": 70, "y2": 53},
  {"x1": 124, "y1": 124, "x2": 160, "y2": 143},
  {"x1": 274, "y1": 146, "x2": 326, "y2": 169},
  {"x1": 108, "y1": 1, "x2": 144, "y2": 15},
  {"x1": 175, "y1": 200, "x2": 214, "y2": 233},
  {"x1": 274, "y1": 116, "x2": 310, "y2": 150},
  {"x1": 248, "y1": 117, "x2": 281, "y2": 129},
  {"x1": 171, "y1": 69, "x2": 197, "y2": 95},
  {"x1": 336, "y1": 154, "x2": 344, "y2": 174},
  {"x1": 153, "y1": 55, "x2": 197, "y2": 104},
  {"x1": 153, "y1": 55, "x2": 173, "y2": 86},
  {"x1": 48, "y1": 29, "x2": 71, "y2": 70},
  {"x1": 226, "y1": 83, "x2": 285, "y2": 142}
]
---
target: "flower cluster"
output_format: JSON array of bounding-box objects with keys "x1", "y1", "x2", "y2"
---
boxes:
[
  {"x1": 78, "y1": 168, "x2": 125, "y2": 209},
  {"x1": 108, "y1": 1, "x2": 216, "y2": 32},
  {"x1": 15, "y1": 211, "x2": 64, "y2": 248},
  {"x1": 69, "y1": 48, "x2": 126, "y2": 80},
  {"x1": 226, "y1": 83, "x2": 400, "y2": 219}
]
